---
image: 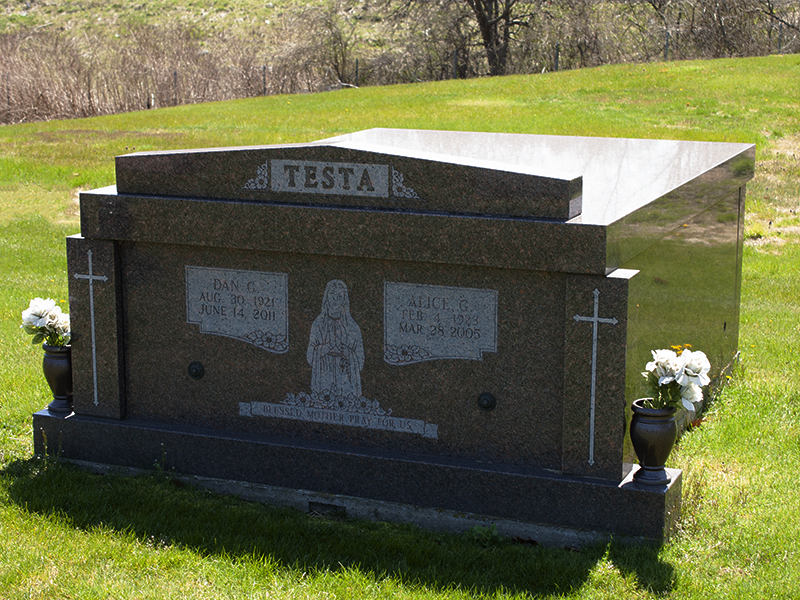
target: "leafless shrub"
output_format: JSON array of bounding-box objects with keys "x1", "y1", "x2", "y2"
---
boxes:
[
  {"x1": 0, "y1": 0, "x2": 797, "y2": 125},
  {"x1": 627, "y1": 0, "x2": 800, "y2": 59},
  {"x1": 378, "y1": 0, "x2": 483, "y2": 80}
]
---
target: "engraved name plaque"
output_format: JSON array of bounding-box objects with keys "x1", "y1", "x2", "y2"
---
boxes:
[
  {"x1": 270, "y1": 160, "x2": 389, "y2": 197},
  {"x1": 243, "y1": 160, "x2": 422, "y2": 200},
  {"x1": 384, "y1": 282, "x2": 498, "y2": 364},
  {"x1": 186, "y1": 266, "x2": 288, "y2": 352}
]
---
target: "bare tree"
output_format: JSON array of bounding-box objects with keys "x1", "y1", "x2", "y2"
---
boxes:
[
  {"x1": 391, "y1": 0, "x2": 538, "y2": 76},
  {"x1": 2, "y1": 0, "x2": 798, "y2": 125},
  {"x1": 464, "y1": 0, "x2": 538, "y2": 75},
  {"x1": 305, "y1": 2, "x2": 361, "y2": 86}
]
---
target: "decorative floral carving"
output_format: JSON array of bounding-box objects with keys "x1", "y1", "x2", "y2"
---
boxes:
[
  {"x1": 391, "y1": 167, "x2": 421, "y2": 199},
  {"x1": 243, "y1": 162, "x2": 269, "y2": 190},
  {"x1": 282, "y1": 391, "x2": 392, "y2": 416},
  {"x1": 243, "y1": 329, "x2": 288, "y2": 353},
  {"x1": 383, "y1": 343, "x2": 435, "y2": 365}
]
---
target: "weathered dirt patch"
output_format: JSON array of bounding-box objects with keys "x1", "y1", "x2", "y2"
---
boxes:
[{"x1": 773, "y1": 133, "x2": 800, "y2": 159}]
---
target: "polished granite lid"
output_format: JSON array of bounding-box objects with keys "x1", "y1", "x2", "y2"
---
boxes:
[
  {"x1": 115, "y1": 133, "x2": 583, "y2": 221},
  {"x1": 115, "y1": 128, "x2": 754, "y2": 225},
  {"x1": 321, "y1": 129, "x2": 755, "y2": 225}
]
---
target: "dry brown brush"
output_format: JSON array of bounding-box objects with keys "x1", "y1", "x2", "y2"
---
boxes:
[{"x1": 0, "y1": 0, "x2": 798, "y2": 125}]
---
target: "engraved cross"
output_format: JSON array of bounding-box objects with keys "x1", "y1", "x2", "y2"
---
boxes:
[
  {"x1": 573, "y1": 288, "x2": 618, "y2": 466},
  {"x1": 73, "y1": 250, "x2": 108, "y2": 406}
]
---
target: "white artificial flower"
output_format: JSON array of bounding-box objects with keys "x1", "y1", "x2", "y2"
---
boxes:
[
  {"x1": 21, "y1": 297, "x2": 57, "y2": 328},
  {"x1": 20, "y1": 298, "x2": 71, "y2": 345},
  {"x1": 646, "y1": 349, "x2": 684, "y2": 386},
  {"x1": 44, "y1": 305, "x2": 64, "y2": 329},
  {"x1": 53, "y1": 312, "x2": 71, "y2": 338},
  {"x1": 682, "y1": 400, "x2": 697, "y2": 420},
  {"x1": 680, "y1": 382, "x2": 703, "y2": 411},
  {"x1": 677, "y1": 349, "x2": 711, "y2": 387},
  {"x1": 647, "y1": 349, "x2": 677, "y2": 368}
]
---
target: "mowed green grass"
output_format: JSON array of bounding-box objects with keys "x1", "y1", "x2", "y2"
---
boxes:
[
  {"x1": 1, "y1": 54, "x2": 798, "y2": 227},
  {"x1": 0, "y1": 54, "x2": 799, "y2": 599}
]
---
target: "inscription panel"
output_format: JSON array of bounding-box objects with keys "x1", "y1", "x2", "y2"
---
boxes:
[
  {"x1": 243, "y1": 159, "x2": 421, "y2": 199},
  {"x1": 271, "y1": 160, "x2": 389, "y2": 197},
  {"x1": 384, "y1": 282, "x2": 498, "y2": 364},
  {"x1": 186, "y1": 266, "x2": 288, "y2": 352},
  {"x1": 240, "y1": 398, "x2": 438, "y2": 439}
]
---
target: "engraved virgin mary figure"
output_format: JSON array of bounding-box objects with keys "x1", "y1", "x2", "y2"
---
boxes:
[{"x1": 306, "y1": 280, "x2": 365, "y2": 399}]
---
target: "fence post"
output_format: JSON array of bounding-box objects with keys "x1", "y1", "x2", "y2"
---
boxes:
[
  {"x1": 355, "y1": 59, "x2": 359, "y2": 87},
  {"x1": 555, "y1": 43, "x2": 560, "y2": 72},
  {"x1": 262, "y1": 65, "x2": 267, "y2": 96},
  {"x1": 5, "y1": 72, "x2": 9, "y2": 111},
  {"x1": 779, "y1": 23, "x2": 783, "y2": 53},
  {"x1": 664, "y1": 30, "x2": 670, "y2": 61},
  {"x1": 453, "y1": 49, "x2": 458, "y2": 79},
  {"x1": 173, "y1": 70, "x2": 178, "y2": 106}
]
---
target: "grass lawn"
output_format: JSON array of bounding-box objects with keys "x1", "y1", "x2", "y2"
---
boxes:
[{"x1": 0, "y1": 54, "x2": 799, "y2": 598}]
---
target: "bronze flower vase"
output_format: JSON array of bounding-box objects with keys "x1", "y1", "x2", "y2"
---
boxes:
[
  {"x1": 42, "y1": 343, "x2": 73, "y2": 414},
  {"x1": 630, "y1": 398, "x2": 677, "y2": 485}
]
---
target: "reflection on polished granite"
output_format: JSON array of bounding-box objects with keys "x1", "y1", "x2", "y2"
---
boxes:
[{"x1": 321, "y1": 128, "x2": 754, "y2": 225}]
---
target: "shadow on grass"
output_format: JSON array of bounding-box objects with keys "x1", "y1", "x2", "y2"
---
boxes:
[
  {"x1": 3, "y1": 456, "x2": 675, "y2": 597},
  {"x1": 607, "y1": 543, "x2": 676, "y2": 595}
]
